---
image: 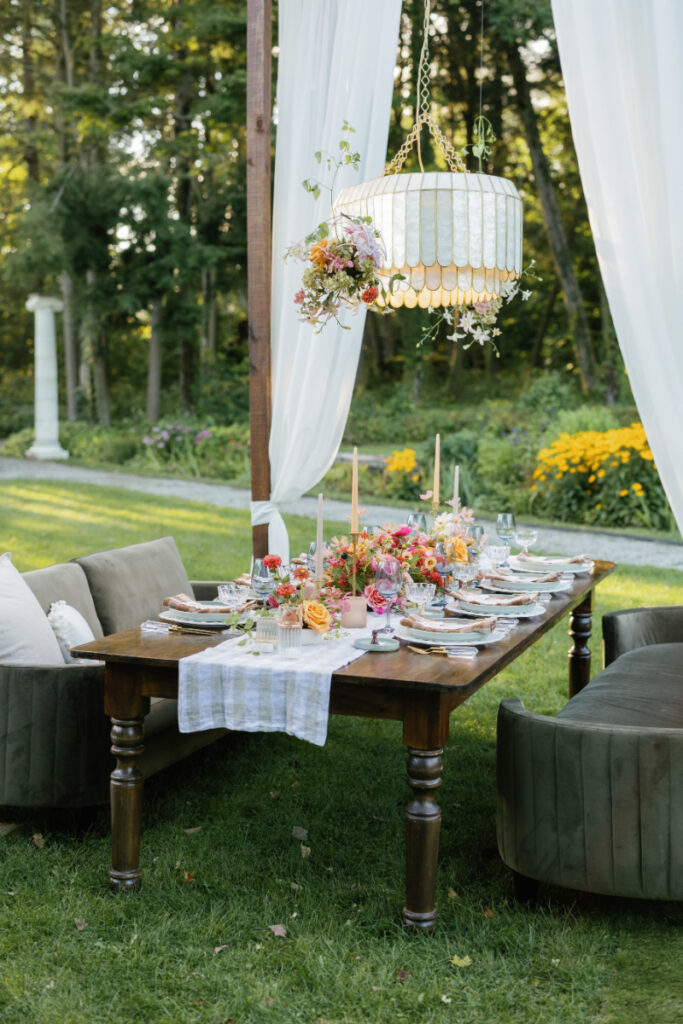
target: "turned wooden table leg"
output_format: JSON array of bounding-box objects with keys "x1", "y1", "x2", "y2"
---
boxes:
[
  {"x1": 105, "y1": 664, "x2": 146, "y2": 892},
  {"x1": 568, "y1": 590, "x2": 593, "y2": 697},
  {"x1": 402, "y1": 692, "x2": 450, "y2": 931},
  {"x1": 403, "y1": 746, "x2": 443, "y2": 931},
  {"x1": 109, "y1": 716, "x2": 145, "y2": 891}
]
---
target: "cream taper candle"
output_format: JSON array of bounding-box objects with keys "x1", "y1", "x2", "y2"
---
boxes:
[
  {"x1": 315, "y1": 492, "x2": 324, "y2": 579},
  {"x1": 453, "y1": 464, "x2": 459, "y2": 511},
  {"x1": 433, "y1": 434, "x2": 440, "y2": 507},
  {"x1": 351, "y1": 446, "x2": 359, "y2": 533}
]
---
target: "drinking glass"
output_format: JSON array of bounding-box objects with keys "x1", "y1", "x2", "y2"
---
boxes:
[
  {"x1": 495, "y1": 513, "x2": 516, "y2": 567},
  {"x1": 374, "y1": 555, "x2": 402, "y2": 634},
  {"x1": 405, "y1": 581, "x2": 436, "y2": 613},
  {"x1": 307, "y1": 541, "x2": 318, "y2": 574},
  {"x1": 515, "y1": 527, "x2": 538, "y2": 553},
  {"x1": 433, "y1": 541, "x2": 456, "y2": 606},
  {"x1": 217, "y1": 583, "x2": 245, "y2": 611},
  {"x1": 406, "y1": 512, "x2": 428, "y2": 535},
  {"x1": 251, "y1": 558, "x2": 273, "y2": 608}
]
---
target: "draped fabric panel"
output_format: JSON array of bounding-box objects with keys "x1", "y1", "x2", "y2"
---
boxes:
[
  {"x1": 253, "y1": 0, "x2": 402, "y2": 559},
  {"x1": 551, "y1": 0, "x2": 683, "y2": 531}
]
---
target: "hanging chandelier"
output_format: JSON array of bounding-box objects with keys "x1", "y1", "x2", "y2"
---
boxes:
[{"x1": 332, "y1": 0, "x2": 522, "y2": 310}]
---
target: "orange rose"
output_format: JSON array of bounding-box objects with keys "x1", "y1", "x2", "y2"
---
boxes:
[
  {"x1": 309, "y1": 238, "x2": 329, "y2": 268},
  {"x1": 454, "y1": 537, "x2": 468, "y2": 563},
  {"x1": 303, "y1": 599, "x2": 331, "y2": 634}
]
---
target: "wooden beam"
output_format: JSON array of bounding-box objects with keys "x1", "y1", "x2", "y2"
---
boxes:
[{"x1": 247, "y1": 0, "x2": 272, "y2": 558}]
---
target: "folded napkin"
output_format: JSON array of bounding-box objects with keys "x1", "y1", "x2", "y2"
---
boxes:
[
  {"x1": 401, "y1": 613, "x2": 497, "y2": 634},
  {"x1": 485, "y1": 567, "x2": 559, "y2": 583},
  {"x1": 163, "y1": 593, "x2": 257, "y2": 614},
  {"x1": 233, "y1": 574, "x2": 253, "y2": 587},
  {"x1": 452, "y1": 588, "x2": 537, "y2": 607},
  {"x1": 517, "y1": 552, "x2": 590, "y2": 567}
]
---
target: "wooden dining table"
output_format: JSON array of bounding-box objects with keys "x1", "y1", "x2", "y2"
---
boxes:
[{"x1": 73, "y1": 559, "x2": 615, "y2": 931}]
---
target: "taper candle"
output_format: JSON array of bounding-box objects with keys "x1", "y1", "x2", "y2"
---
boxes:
[
  {"x1": 433, "y1": 434, "x2": 440, "y2": 507},
  {"x1": 453, "y1": 464, "x2": 459, "y2": 512},
  {"x1": 315, "y1": 492, "x2": 324, "y2": 579},
  {"x1": 351, "y1": 446, "x2": 359, "y2": 533}
]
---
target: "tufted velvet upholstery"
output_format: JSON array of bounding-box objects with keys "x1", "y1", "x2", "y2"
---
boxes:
[{"x1": 497, "y1": 619, "x2": 683, "y2": 900}]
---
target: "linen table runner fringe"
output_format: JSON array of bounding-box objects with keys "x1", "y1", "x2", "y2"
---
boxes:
[{"x1": 178, "y1": 636, "x2": 367, "y2": 746}]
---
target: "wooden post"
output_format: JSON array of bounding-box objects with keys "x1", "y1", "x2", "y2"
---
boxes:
[{"x1": 247, "y1": 0, "x2": 272, "y2": 558}]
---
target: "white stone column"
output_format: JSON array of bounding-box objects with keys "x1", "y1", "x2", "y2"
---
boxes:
[{"x1": 25, "y1": 294, "x2": 69, "y2": 460}]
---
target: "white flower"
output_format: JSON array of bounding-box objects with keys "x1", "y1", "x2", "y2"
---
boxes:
[
  {"x1": 522, "y1": 289, "x2": 532, "y2": 301},
  {"x1": 441, "y1": 995, "x2": 452, "y2": 1004},
  {"x1": 459, "y1": 310, "x2": 476, "y2": 332},
  {"x1": 442, "y1": 310, "x2": 453, "y2": 325},
  {"x1": 492, "y1": 327, "x2": 502, "y2": 337},
  {"x1": 472, "y1": 326, "x2": 490, "y2": 344},
  {"x1": 447, "y1": 330, "x2": 466, "y2": 342}
]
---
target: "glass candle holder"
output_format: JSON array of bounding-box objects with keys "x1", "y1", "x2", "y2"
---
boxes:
[{"x1": 276, "y1": 604, "x2": 303, "y2": 658}]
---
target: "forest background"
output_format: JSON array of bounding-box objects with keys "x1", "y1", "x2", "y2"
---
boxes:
[{"x1": 0, "y1": 0, "x2": 670, "y2": 532}]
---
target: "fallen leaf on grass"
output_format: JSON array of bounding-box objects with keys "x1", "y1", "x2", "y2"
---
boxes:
[
  {"x1": 290, "y1": 882, "x2": 303, "y2": 892},
  {"x1": 264, "y1": 996, "x2": 275, "y2": 1006},
  {"x1": 300, "y1": 844, "x2": 311, "y2": 858},
  {"x1": 483, "y1": 906, "x2": 496, "y2": 918},
  {"x1": 268, "y1": 924, "x2": 287, "y2": 938},
  {"x1": 441, "y1": 994, "x2": 452, "y2": 1004},
  {"x1": 75, "y1": 918, "x2": 88, "y2": 931},
  {"x1": 449, "y1": 954, "x2": 472, "y2": 968},
  {"x1": 214, "y1": 945, "x2": 228, "y2": 955},
  {"x1": 370, "y1": 986, "x2": 380, "y2": 992},
  {"x1": 396, "y1": 969, "x2": 409, "y2": 982},
  {"x1": 290, "y1": 780, "x2": 300, "y2": 789},
  {"x1": 183, "y1": 826, "x2": 202, "y2": 835},
  {"x1": 291, "y1": 826, "x2": 308, "y2": 841},
  {"x1": 0, "y1": 823, "x2": 19, "y2": 837},
  {"x1": 32, "y1": 833, "x2": 45, "y2": 849},
  {"x1": 183, "y1": 869, "x2": 195, "y2": 883},
  {"x1": 270, "y1": 790, "x2": 280, "y2": 799},
  {"x1": 447, "y1": 887, "x2": 459, "y2": 901}
]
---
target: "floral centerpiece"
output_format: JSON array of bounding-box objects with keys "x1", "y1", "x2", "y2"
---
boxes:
[{"x1": 261, "y1": 555, "x2": 331, "y2": 634}]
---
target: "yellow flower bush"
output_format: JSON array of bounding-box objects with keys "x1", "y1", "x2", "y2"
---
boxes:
[
  {"x1": 383, "y1": 447, "x2": 424, "y2": 500},
  {"x1": 531, "y1": 422, "x2": 670, "y2": 528}
]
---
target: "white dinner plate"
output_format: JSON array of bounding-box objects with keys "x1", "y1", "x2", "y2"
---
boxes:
[
  {"x1": 449, "y1": 599, "x2": 546, "y2": 618},
  {"x1": 479, "y1": 576, "x2": 571, "y2": 595},
  {"x1": 508, "y1": 555, "x2": 594, "y2": 575},
  {"x1": 158, "y1": 609, "x2": 233, "y2": 629},
  {"x1": 395, "y1": 625, "x2": 506, "y2": 647}
]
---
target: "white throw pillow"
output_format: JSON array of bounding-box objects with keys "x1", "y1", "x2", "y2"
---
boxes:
[
  {"x1": 0, "y1": 552, "x2": 65, "y2": 665},
  {"x1": 48, "y1": 600, "x2": 97, "y2": 664}
]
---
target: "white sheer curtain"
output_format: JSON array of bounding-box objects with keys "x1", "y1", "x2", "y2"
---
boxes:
[
  {"x1": 551, "y1": 0, "x2": 683, "y2": 531},
  {"x1": 251, "y1": 0, "x2": 402, "y2": 560}
]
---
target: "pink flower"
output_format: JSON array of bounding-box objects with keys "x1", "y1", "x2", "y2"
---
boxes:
[
  {"x1": 420, "y1": 490, "x2": 434, "y2": 501},
  {"x1": 393, "y1": 525, "x2": 412, "y2": 537},
  {"x1": 267, "y1": 593, "x2": 279, "y2": 609},
  {"x1": 294, "y1": 289, "x2": 305, "y2": 305},
  {"x1": 364, "y1": 583, "x2": 387, "y2": 614},
  {"x1": 473, "y1": 300, "x2": 491, "y2": 314}
]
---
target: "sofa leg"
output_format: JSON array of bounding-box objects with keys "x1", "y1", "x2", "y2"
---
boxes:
[{"x1": 512, "y1": 870, "x2": 539, "y2": 904}]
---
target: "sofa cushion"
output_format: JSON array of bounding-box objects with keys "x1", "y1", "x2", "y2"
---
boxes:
[
  {"x1": 0, "y1": 553, "x2": 65, "y2": 666},
  {"x1": 557, "y1": 642, "x2": 683, "y2": 729},
  {"x1": 75, "y1": 536, "x2": 192, "y2": 635},
  {"x1": 24, "y1": 561, "x2": 104, "y2": 639},
  {"x1": 48, "y1": 601, "x2": 99, "y2": 664}
]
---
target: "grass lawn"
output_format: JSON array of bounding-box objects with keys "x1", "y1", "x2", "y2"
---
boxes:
[{"x1": 1, "y1": 481, "x2": 682, "y2": 1023}]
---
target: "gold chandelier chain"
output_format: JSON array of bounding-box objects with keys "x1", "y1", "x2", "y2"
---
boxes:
[{"x1": 384, "y1": 0, "x2": 466, "y2": 177}]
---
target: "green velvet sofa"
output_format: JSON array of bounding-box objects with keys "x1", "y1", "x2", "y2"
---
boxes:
[
  {"x1": 496, "y1": 606, "x2": 683, "y2": 901},
  {"x1": 0, "y1": 536, "x2": 229, "y2": 810}
]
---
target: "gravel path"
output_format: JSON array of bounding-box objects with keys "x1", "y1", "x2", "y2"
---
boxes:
[{"x1": 2, "y1": 456, "x2": 682, "y2": 570}]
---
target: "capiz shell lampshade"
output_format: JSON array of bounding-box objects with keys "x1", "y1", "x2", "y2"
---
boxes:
[{"x1": 332, "y1": 171, "x2": 523, "y2": 309}]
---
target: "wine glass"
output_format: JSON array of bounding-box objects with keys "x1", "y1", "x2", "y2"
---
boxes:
[
  {"x1": 251, "y1": 558, "x2": 273, "y2": 608},
  {"x1": 406, "y1": 512, "x2": 428, "y2": 535},
  {"x1": 433, "y1": 540, "x2": 456, "y2": 606},
  {"x1": 465, "y1": 524, "x2": 485, "y2": 557},
  {"x1": 495, "y1": 513, "x2": 516, "y2": 567},
  {"x1": 307, "y1": 541, "x2": 318, "y2": 573},
  {"x1": 515, "y1": 527, "x2": 538, "y2": 554},
  {"x1": 374, "y1": 555, "x2": 402, "y2": 635}
]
